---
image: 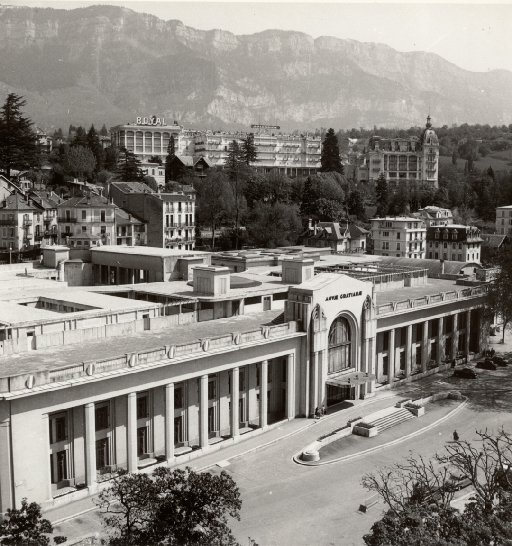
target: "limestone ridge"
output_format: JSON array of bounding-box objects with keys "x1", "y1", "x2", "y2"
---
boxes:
[{"x1": 0, "y1": 4, "x2": 511, "y2": 129}]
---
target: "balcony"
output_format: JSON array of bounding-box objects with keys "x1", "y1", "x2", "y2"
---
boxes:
[
  {"x1": 0, "y1": 218, "x2": 15, "y2": 225},
  {"x1": 58, "y1": 217, "x2": 78, "y2": 223},
  {"x1": 23, "y1": 219, "x2": 33, "y2": 227}
]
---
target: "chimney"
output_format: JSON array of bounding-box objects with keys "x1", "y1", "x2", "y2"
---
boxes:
[{"x1": 109, "y1": 197, "x2": 114, "y2": 205}]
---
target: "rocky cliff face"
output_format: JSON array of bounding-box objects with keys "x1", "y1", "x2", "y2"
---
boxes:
[{"x1": 1, "y1": 4, "x2": 511, "y2": 130}]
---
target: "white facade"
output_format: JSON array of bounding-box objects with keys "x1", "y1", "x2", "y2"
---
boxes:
[
  {"x1": 496, "y1": 205, "x2": 512, "y2": 235},
  {"x1": 371, "y1": 217, "x2": 427, "y2": 258}
]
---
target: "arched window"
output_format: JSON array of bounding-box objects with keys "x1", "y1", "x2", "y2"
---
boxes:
[{"x1": 328, "y1": 316, "x2": 352, "y2": 374}]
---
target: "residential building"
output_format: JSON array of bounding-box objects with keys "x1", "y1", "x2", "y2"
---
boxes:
[
  {"x1": 110, "y1": 119, "x2": 322, "y2": 177},
  {"x1": 141, "y1": 161, "x2": 165, "y2": 187},
  {"x1": 166, "y1": 156, "x2": 213, "y2": 181},
  {"x1": 29, "y1": 191, "x2": 61, "y2": 248},
  {"x1": 300, "y1": 220, "x2": 368, "y2": 253},
  {"x1": 495, "y1": 205, "x2": 512, "y2": 235},
  {"x1": 115, "y1": 209, "x2": 147, "y2": 246},
  {"x1": 413, "y1": 206, "x2": 453, "y2": 227},
  {"x1": 57, "y1": 195, "x2": 117, "y2": 245},
  {"x1": 356, "y1": 117, "x2": 439, "y2": 187},
  {"x1": 0, "y1": 248, "x2": 490, "y2": 513},
  {"x1": 426, "y1": 225, "x2": 482, "y2": 263},
  {"x1": 110, "y1": 182, "x2": 196, "y2": 250},
  {"x1": 0, "y1": 193, "x2": 36, "y2": 251},
  {"x1": 370, "y1": 217, "x2": 427, "y2": 258},
  {"x1": 35, "y1": 127, "x2": 53, "y2": 154}
]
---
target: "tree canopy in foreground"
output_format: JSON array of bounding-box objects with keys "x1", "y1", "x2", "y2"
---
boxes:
[
  {"x1": 362, "y1": 428, "x2": 512, "y2": 546},
  {"x1": 97, "y1": 466, "x2": 242, "y2": 546}
]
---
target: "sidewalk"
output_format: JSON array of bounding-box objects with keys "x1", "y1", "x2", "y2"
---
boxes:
[{"x1": 46, "y1": 380, "x2": 442, "y2": 543}]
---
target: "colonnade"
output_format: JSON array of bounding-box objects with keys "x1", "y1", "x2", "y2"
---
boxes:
[
  {"x1": 378, "y1": 309, "x2": 477, "y2": 384},
  {"x1": 58, "y1": 355, "x2": 296, "y2": 491}
]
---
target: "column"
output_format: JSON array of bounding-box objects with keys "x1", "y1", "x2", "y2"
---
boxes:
[
  {"x1": 405, "y1": 324, "x2": 412, "y2": 377},
  {"x1": 199, "y1": 375, "x2": 208, "y2": 448},
  {"x1": 465, "y1": 311, "x2": 471, "y2": 355},
  {"x1": 128, "y1": 268, "x2": 135, "y2": 284},
  {"x1": 115, "y1": 267, "x2": 120, "y2": 286},
  {"x1": 0, "y1": 402, "x2": 13, "y2": 513},
  {"x1": 260, "y1": 361, "x2": 268, "y2": 428},
  {"x1": 388, "y1": 329, "x2": 395, "y2": 384},
  {"x1": 422, "y1": 320, "x2": 429, "y2": 373},
  {"x1": 231, "y1": 368, "x2": 240, "y2": 438},
  {"x1": 452, "y1": 313, "x2": 459, "y2": 359},
  {"x1": 107, "y1": 266, "x2": 111, "y2": 285},
  {"x1": 437, "y1": 317, "x2": 444, "y2": 366},
  {"x1": 84, "y1": 403, "x2": 96, "y2": 488},
  {"x1": 127, "y1": 393, "x2": 137, "y2": 473},
  {"x1": 286, "y1": 354, "x2": 295, "y2": 419},
  {"x1": 310, "y1": 352, "x2": 319, "y2": 415},
  {"x1": 41, "y1": 414, "x2": 52, "y2": 502},
  {"x1": 165, "y1": 384, "x2": 174, "y2": 461}
]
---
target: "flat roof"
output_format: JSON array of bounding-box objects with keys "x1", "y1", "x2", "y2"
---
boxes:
[
  {"x1": 0, "y1": 310, "x2": 285, "y2": 378},
  {"x1": 91, "y1": 246, "x2": 210, "y2": 258},
  {"x1": 375, "y1": 278, "x2": 471, "y2": 306}
]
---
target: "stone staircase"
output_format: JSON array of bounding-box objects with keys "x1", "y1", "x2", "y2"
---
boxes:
[{"x1": 367, "y1": 407, "x2": 414, "y2": 434}]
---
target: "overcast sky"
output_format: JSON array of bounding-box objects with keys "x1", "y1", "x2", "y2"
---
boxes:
[{"x1": 6, "y1": 1, "x2": 512, "y2": 73}]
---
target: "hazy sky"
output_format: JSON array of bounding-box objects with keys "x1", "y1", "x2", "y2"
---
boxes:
[{"x1": 6, "y1": 1, "x2": 512, "y2": 73}]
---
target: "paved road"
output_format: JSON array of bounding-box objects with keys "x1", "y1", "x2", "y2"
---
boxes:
[{"x1": 227, "y1": 364, "x2": 512, "y2": 546}]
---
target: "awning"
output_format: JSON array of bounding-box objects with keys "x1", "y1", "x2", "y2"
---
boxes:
[{"x1": 326, "y1": 371, "x2": 376, "y2": 387}]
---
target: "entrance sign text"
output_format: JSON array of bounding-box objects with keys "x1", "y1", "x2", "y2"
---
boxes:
[
  {"x1": 325, "y1": 291, "x2": 362, "y2": 302},
  {"x1": 136, "y1": 117, "x2": 165, "y2": 126}
]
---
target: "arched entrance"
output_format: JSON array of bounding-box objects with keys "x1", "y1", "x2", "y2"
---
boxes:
[{"x1": 326, "y1": 316, "x2": 356, "y2": 406}]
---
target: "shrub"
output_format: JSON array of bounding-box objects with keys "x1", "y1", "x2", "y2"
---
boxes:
[
  {"x1": 405, "y1": 403, "x2": 422, "y2": 409},
  {"x1": 318, "y1": 425, "x2": 349, "y2": 441},
  {"x1": 355, "y1": 421, "x2": 375, "y2": 429},
  {"x1": 347, "y1": 416, "x2": 363, "y2": 425}
]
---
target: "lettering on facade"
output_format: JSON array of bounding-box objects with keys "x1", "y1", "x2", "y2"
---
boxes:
[
  {"x1": 136, "y1": 117, "x2": 166, "y2": 126},
  {"x1": 325, "y1": 291, "x2": 362, "y2": 302}
]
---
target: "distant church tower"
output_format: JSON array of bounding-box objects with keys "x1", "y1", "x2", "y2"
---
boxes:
[{"x1": 420, "y1": 115, "x2": 439, "y2": 186}]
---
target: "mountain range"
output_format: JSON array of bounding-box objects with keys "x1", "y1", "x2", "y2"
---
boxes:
[{"x1": 1, "y1": 4, "x2": 511, "y2": 132}]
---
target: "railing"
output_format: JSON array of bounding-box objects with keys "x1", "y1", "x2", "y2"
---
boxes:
[
  {"x1": 2, "y1": 321, "x2": 302, "y2": 394},
  {"x1": 58, "y1": 218, "x2": 78, "y2": 223},
  {"x1": 376, "y1": 284, "x2": 488, "y2": 316},
  {"x1": 0, "y1": 219, "x2": 15, "y2": 225},
  {"x1": 23, "y1": 219, "x2": 32, "y2": 226}
]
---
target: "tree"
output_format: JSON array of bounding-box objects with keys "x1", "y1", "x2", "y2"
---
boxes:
[
  {"x1": 104, "y1": 141, "x2": 119, "y2": 172},
  {"x1": 143, "y1": 175, "x2": 158, "y2": 192},
  {"x1": 64, "y1": 145, "x2": 96, "y2": 180},
  {"x1": 0, "y1": 93, "x2": 40, "y2": 179},
  {"x1": 97, "y1": 467, "x2": 242, "y2": 546},
  {"x1": 99, "y1": 123, "x2": 109, "y2": 136},
  {"x1": 486, "y1": 248, "x2": 512, "y2": 343},
  {"x1": 148, "y1": 155, "x2": 163, "y2": 165},
  {"x1": 195, "y1": 169, "x2": 234, "y2": 249},
  {"x1": 225, "y1": 140, "x2": 248, "y2": 250},
  {"x1": 71, "y1": 126, "x2": 87, "y2": 148},
  {"x1": 240, "y1": 133, "x2": 257, "y2": 166},
  {"x1": 115, "y1": 148, "x2": 144, "y2": 182},
  {"x1": 478, "y1": 143, "x2": 491, "y2": 157},
  {"x1": 362, "y1": 429, "x2": 512, "y2": 546},
  {"x1": 246, "y1": 202, "x2": 302, "y2": 248},
  {"x1": 164, "y1": 136, "x2": 176, "y2": 183},
  {"x1": 346, "y1": 189, "x2": 366, "y2": 221},
  {"x1": 0, "y1": 498, "x2": 56, "y2": 545},
  {"x1": 320, "y1": 128, "x2": 344, "y2": 174},
  {"x1": 86, "y1": 124, "x2": 103, "y2": 172},
  {"x1": 375, "y1": 173, "x2": 388, "y2": 217},
  {"x1": 451, "y1": 150, "x2": 458, "y2": 165},
  {"x1": 300, "y1": 176, "x2": 315, "y2": 218}
]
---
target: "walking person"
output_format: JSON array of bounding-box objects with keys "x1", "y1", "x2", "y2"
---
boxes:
[
  {"x1": 453, "y1": 430, "x2": 459, "y2": 442},
  {"x1": 314, "y1": 407, "x2": 320, "y2": 420},
  {"x1": 322, "y1": 404, "x2": 326, "y2": 417}
]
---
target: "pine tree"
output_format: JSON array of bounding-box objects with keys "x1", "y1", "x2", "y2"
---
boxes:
[
  {"x1": 0, "y1": 93, "x2": 40, "y2": 179},
  {"x1": 300, "y1": 176, "x2": 315, "y2": 218},
  {"x1": 86, "y1": 124, "x2": 103, "y2": 172},
  {"x1": 115, "y1": 148, "x2": 144, "y2": 181},
  {"x1": 240, "y1": 133, "x2": 257, "y2": 166},
  {"x1": 320, "y1": 128, "x2": 344, "y2": 174},
  {"x1": 375, "y1": 172, "x2": 388, "y2": 217},
  {"x1": 71, "y1": 126, "x2": 87, "y2": 148},
  {"x1": 346, "y1": 189, "x2": 366, "y2": 221},
  {"x1": 164, "y1": 136, "x2": 176, "y2": 183},
  {"x1": 225, "y1": 140, "x2": 246, "y2": 250},
  {"x1": 99, "y1": 123, "x2": 109, "y2": 137}
]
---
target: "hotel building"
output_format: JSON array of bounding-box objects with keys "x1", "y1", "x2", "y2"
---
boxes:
[
  {"x1": 0, "y1": 247, "x2": 489, "y2": 515},
  {"x1": 110, "y1": 120, "x2": 321, "y2": 177}
]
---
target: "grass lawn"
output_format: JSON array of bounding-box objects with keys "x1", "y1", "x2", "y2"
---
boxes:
[{"x1": 439, "y1": 153, "x2": 512, "y2": 172}]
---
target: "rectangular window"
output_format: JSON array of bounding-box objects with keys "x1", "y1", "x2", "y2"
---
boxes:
[
  {"x1": 95, "y1": 438, "x2": 109, "y2": 469},
  {"x1": 239, "y1": 371, "x2": 245, "y2": 391},
  {"x1": 82, "y1": 210, "x2": 86, "y2": 220},
  {"x1": 383, "y1": 331, "x2": 389, "y2": 351},
  {"x1": 137, "y1": 427, "x2": 148, "y2": 456},
  {"x1": 95, "y1": 405, "x2": 109, "y2": 431},
  {"x1": 431, "y1": 319, "x2": 439, "y2": 337},
  {"x1": 100, "y1": 210, "x2": 106, "y2": 222},
  {"x1": 208, "y1": 381, "x2": 216, "y2": 400},
  {"x1": 55, "y1": 416, "x2": 66, "y2": 442},
  {"x1": 174, "y1": 387, "x2": 183, "y2": 409},
  {"x1": 137, "y1": 396, "x2": 148, "y2": 419}
]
